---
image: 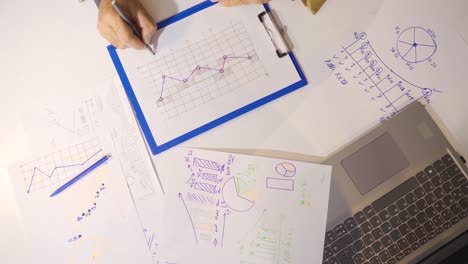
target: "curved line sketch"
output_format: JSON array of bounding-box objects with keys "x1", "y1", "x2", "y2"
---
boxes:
[
  {"x1": 396, "y1": 27, "x2": 437, "y2": 64},
  {"x1": 221, "y1": 177, "x2": 255, "y2": 212}
]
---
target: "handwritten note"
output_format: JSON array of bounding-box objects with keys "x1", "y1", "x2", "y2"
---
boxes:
[
  {"x1": 8, "y1": 139, "x2": 153, "y2": 264},
  {"x1": 155, "y1": 148, "x2": 332, "y2": 263}
]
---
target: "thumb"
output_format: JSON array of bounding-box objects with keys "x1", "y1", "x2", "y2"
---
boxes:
[{"x1": 135, "y1": 9, "x2": 157, "y2": 44}]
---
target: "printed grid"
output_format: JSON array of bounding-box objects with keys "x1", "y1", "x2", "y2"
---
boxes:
[
  {"x1": 20, "y1": 138, "x2": 102, "y2": 194},
  {"x1": 137, "y1": 23, "x2": 267, "y2": 119}
]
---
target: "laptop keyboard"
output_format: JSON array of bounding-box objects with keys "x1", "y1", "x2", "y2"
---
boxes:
[{"x1": 323, "y1": 154, "x2": 468, "y2": 264}]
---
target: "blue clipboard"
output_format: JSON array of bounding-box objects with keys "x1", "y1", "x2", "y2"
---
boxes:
[{"x1": 107, "y1": 2, "x2": 308, "y2": 155}]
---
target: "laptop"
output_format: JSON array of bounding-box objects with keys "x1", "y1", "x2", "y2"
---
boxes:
[{"x1": 322, "y1": 102, "x2": 468, "y2": 264}]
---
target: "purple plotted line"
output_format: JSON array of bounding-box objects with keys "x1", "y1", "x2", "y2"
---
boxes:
[
  {"x1": 221, "y1": 213, "x2": 227, "y2": 247},
  {"x1": 26, "y1": 149, "x2": 103, "y2": 194},
  {"x1": 157, "y1": 55, "x2": 251, "y2": 101},
  {"x1": 179, "y1": 193, "x2": 198, "y2": 244}
]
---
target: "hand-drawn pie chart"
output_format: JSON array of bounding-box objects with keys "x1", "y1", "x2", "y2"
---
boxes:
[
  {"x1": 222, "y1": 177, "x2": 255, "y2": 212},
  {"x1": 275, "y1": 162, "x2": 296, "y2": 177},
  {"x1": 396, "y1": 26, "x2": 437, "y2": 64}
]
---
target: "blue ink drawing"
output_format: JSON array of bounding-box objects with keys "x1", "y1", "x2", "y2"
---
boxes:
[{"x1": 396, "y1": 27, "x2": 437, "y2": 64}]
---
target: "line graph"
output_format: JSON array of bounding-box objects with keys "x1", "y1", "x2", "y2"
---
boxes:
[
  {"x1": 136, "y1": 22, "x2": 267, "y2": 119},
  {"x1": 19, "y1": 139, "x2": 103, "y2": 194}
]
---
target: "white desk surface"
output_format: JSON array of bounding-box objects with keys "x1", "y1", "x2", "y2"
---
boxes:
[{"x1": 2, "y1": 0, "x2": 467, "y2": 263}]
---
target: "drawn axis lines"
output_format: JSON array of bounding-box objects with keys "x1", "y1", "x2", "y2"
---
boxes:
[
  {"x1": 158, "y1": 55, "x2": 253, "y2": 102},
  {"x1": 25, "y1": 149, "x2": 103, "y2": 194}
]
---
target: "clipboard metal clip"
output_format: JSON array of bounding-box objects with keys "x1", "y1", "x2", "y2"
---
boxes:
[{"x1": 258, "y1": 11, "x2": 290, "y2": 58}]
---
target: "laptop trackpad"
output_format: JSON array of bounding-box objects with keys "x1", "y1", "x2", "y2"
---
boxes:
[{"x1": 341, "y1": 132, "x2": 410, "y2": 195}]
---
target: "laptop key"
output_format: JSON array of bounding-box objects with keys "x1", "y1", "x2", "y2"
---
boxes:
[
  {"x1": 450, "y1": 216, "x2": 460, "y2": 225},
  {"x1": 415, "y1": 227, "x2": 427, "y2": 238},
  {"x1": 441, "y1": 209, "x2": 454, "y2": 221},
  {"x1": 396, "y1": 198, "x2": 408, "y2": 210},
  {"x1": 369, "y1": 216, "x2": 381, "y2": 228},
  {"x1": 434, "y1": 227, "x2": 444, "y2": 235},
  {"x1": 424, "y1": 166, "x2": 437, "y2": 178},
  {"x1": 395, "y1": 253, "x2": 404, "y2": 261},
  {"x1": 343, "y1": 246, "x2": 356, "y2": 257},
  {"x1": 381, "y1": 235, "x2": 392, "y2": 247},
  {"x1": 330, "y1": 234, "x2": 353, "y2": 253},
  {"x1": 326, "y1": 230, "x2": 338, "y2": 244},
  {"x1": 362, "y1": 234, "x2": 374, "y2": 246},
  {"x1": 389, "y1": 216, "x2": 401, "y2": 228},
  {"x1": 389, "y1": 230, "x2": 401, "y2": 242},
  {"x1": 451, "y1": 189, "x2": 464, "y2": 200},
  {"x1": 450, "y1": 203, "x2": 462, "y2": 216},
  {"x1": 350, "y1": 227, "x2": 364, "y2": 240},
  {"x1": 405, "y1": 193, "x2": 418, "y2": 204},
  {"x1": 397, "y1": 238, "x2": 409, "y2": 250},
  {"x1": 416, "y1": 171, "x2": 429, "y2": 184},
  {"x1": 422, "y1": 181, "x2": 435, "y2": 193},
  {"x1": 425, "y1": 206, "x2": 438, "y2": 218},
  {"x1": 432, "y1": 215, "x2": 444, "y2": 227},
  {"x1": 425, "y1": 193, "x2": 437, "y2": 205},
  {"x1": 328, "y1": 256, "x2": 338, "y2": 264},
  {"x1": 378, "y1": 209, "x2": 391, "y2": 222},
  {"x1": 459, "y1": 211, "x2": 467, "y2": 220},
  {"x1": 387, "y1": 258, "x2": 396, "y2": 264},
  {"x1": 334, "y1": 224, "x2": 347, "y2": 237},
  {"x1": 434, "y1": 187, "x2": 446, "y2": 199},
  {"x1": 324, "y1": 247, "x2": 333, "y2": 259},
  {"x1": 443, "y1": 195, "x2": 455, "y2": 207},
  {"x1": 354, "y1": 211, "x2": 367, "y2": 225},
  {"x1": 441, "y1": 154, "x2": 454, "y2": 166},
  {"x1": 378, "y1": 250, "x2": 390, "y2": 262},
  {"x1": 451, "y1": 174, "x2": 467, "y2": 188},
  {"x1": 411, "y1": 242, "x2": 420, "y2": 251},
  {"x1": 442, "y1": 222, "x2": 452, "y2": 230},
  {"x1": 406, "y1": 232, "x2": 418, "y2": 244},
  {"x1": 427, "y1": 232, "x2": 436, "y2": 240},
  {"x1": 362, "y1": 247, "x2": 375, "y2": 259},
  {"x1": 423, "y1": 221, "x2": 436, "y2": 233},
  {"x1": 380, "y1": 222, "x2": 392, "y2": 234},
  {"x1": 403, "y1": 247, "x2": 412, "y2": 256},
  {"x1": 361, "y1": 222, "x2": 373, "y2": 234},
  {"x1": 344, "y1": 217, "x2": 358, "y2": 231},
  {"x1": 388, "y1": 244, "x2": 399, "y2": 255},
  {"x1": 431, "y1": 176, "x2": 443, "y2": 187},
  {"x1": 414, "y1": 187, "x2": 426, "y2": 199},
  {"x1": 448, "y1": 164, "x2": 461, "y2": 176},
  {"x1": 398, "y1": 210, "x2": 410, "y2": 222},
  {"x1": 407, "y1": 204, "x2": 419, "y2": 216},
  {"x1": 363, "y1": 206, "x2": 376, "y2": 218},
  {"x1": 371, "y1": 228, "x2": 383, "y2": 240},
  {"x1": 352, "y1": 253, "x2": 366, "y2": 264},
  {"x1": 372, "y1": 177, "x2": 418, "y2": 212},
  {"x1": 419, "y1": 237, "x2": 428, "y2": 245},
  {"x1": 398, "y1": 223, "x2": 410, "y2": 235},
  {"x1": 416, "y1": 212, "x2": 428, "y2": 224},
  {"x1": 371, "y1": 241, "x2": 384, "y2": 254},
  {"x1": 434, "y1": 200, "x2": 446, "y2": 212},
  {"x1": 461, "y1": 182, "x2": 468, "y2": 195},
  {"x1": 369, "y1": 256, "x2": 381, "y2": 264},
  {"x1": 416, "y1": 199, "x2": 428, "y2": 210},
  {"x1": 407, "y1": 218, "x2": 419, "y2": 229},
  {"x1": 388, "y1": 205, "x2": 400, "y2": 216},
  {"x1": 460, "y1": 197, "x2": 468, "y2": 209},
  {"x1": 440, "y1": 169, "x2": 452, "y2": 181},
  {"x1": 336, "y1": 251, "x2": 354, "y2": 264},
  {"x1": 433, "y1": 160, "x2": 445, "y2": 173},
  {"x1": 442, "y1": 182, "x2": 454, "y2": 193},
  {"x1": 353, "y1": 240, "x2": 365, "y2": 252}
]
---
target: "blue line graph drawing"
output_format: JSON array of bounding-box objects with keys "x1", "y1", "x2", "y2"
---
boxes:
[
  {"x1": 396, "y1": 27, "x2": 437, "y2": 64},
  {"x1": 19, "y1": 139, "x2": 103, "y2": 194}
]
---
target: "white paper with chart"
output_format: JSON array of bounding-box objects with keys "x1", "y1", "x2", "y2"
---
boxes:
[
  {"x1": 115, "y1": 4, "x2": 302, "y2": 150},
  {"x1": 155, "y1": 147, "x2": 332, "y2": 263},
  {"x1": 8, "y1": 138, "x2": 153, "y2": 264}
]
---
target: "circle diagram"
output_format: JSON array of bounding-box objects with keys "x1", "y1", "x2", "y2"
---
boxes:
[
  {"x1": 396, "y1": 27, "x2": 437, "y2": 64},
  {"x1": 275, "y1": 162, "x2": 296, "y2": 177}
]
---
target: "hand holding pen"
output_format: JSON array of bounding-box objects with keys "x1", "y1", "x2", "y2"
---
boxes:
[{"x1": 97, "y1": 0, "x2": 156, "y2": 53}]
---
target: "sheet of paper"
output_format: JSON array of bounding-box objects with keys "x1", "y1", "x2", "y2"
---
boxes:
[
  {"x1": 116, "y1": 4, "x2": 302, "y2": 148},
  {"x1": 8, "y1": 138, "x2": 153, "y2": 264},
  {"x1": 142, "y1": 0, "x2": 205, "y2": 21},
  {"x1": 21, "y1": 79, "x2": 166, "y2": 263},
  {"x1": 184, "y1": 0, "x2": 468, "y2": 160},
  {"x1": 155, "y1": 147, "x2": 332, "y2": 263}
]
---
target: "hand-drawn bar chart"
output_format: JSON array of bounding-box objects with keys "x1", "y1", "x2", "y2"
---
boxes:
[
  {"x1": 136, "y1": 23, "x2": 267, "y2": 119},
  {"x1": 19, "y1": 138, "x2": 103, "y2": 194}
]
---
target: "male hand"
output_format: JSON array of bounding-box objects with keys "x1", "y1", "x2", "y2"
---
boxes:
[
  {"x1": 211, "y1": 0, "x2": 269, "y2": 7},
  {"x1": 97, "y1": 0, "x2": 156, "y2": 49}
]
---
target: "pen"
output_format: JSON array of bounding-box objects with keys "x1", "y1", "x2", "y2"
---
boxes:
[
  {"x1": 111, "y1": 0, "x2": 155, "y2": 55},
  {"x1": 50, "y1": 154, "x2": 112, "y2": 197}
]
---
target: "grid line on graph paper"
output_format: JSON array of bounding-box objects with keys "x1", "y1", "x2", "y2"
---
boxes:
[
  {"x1": 20, "y1": 138, "x2": 103, "y2": 194},
  {"x1": 137, "y1": 23, "x2": 268, "y2": 119}
]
